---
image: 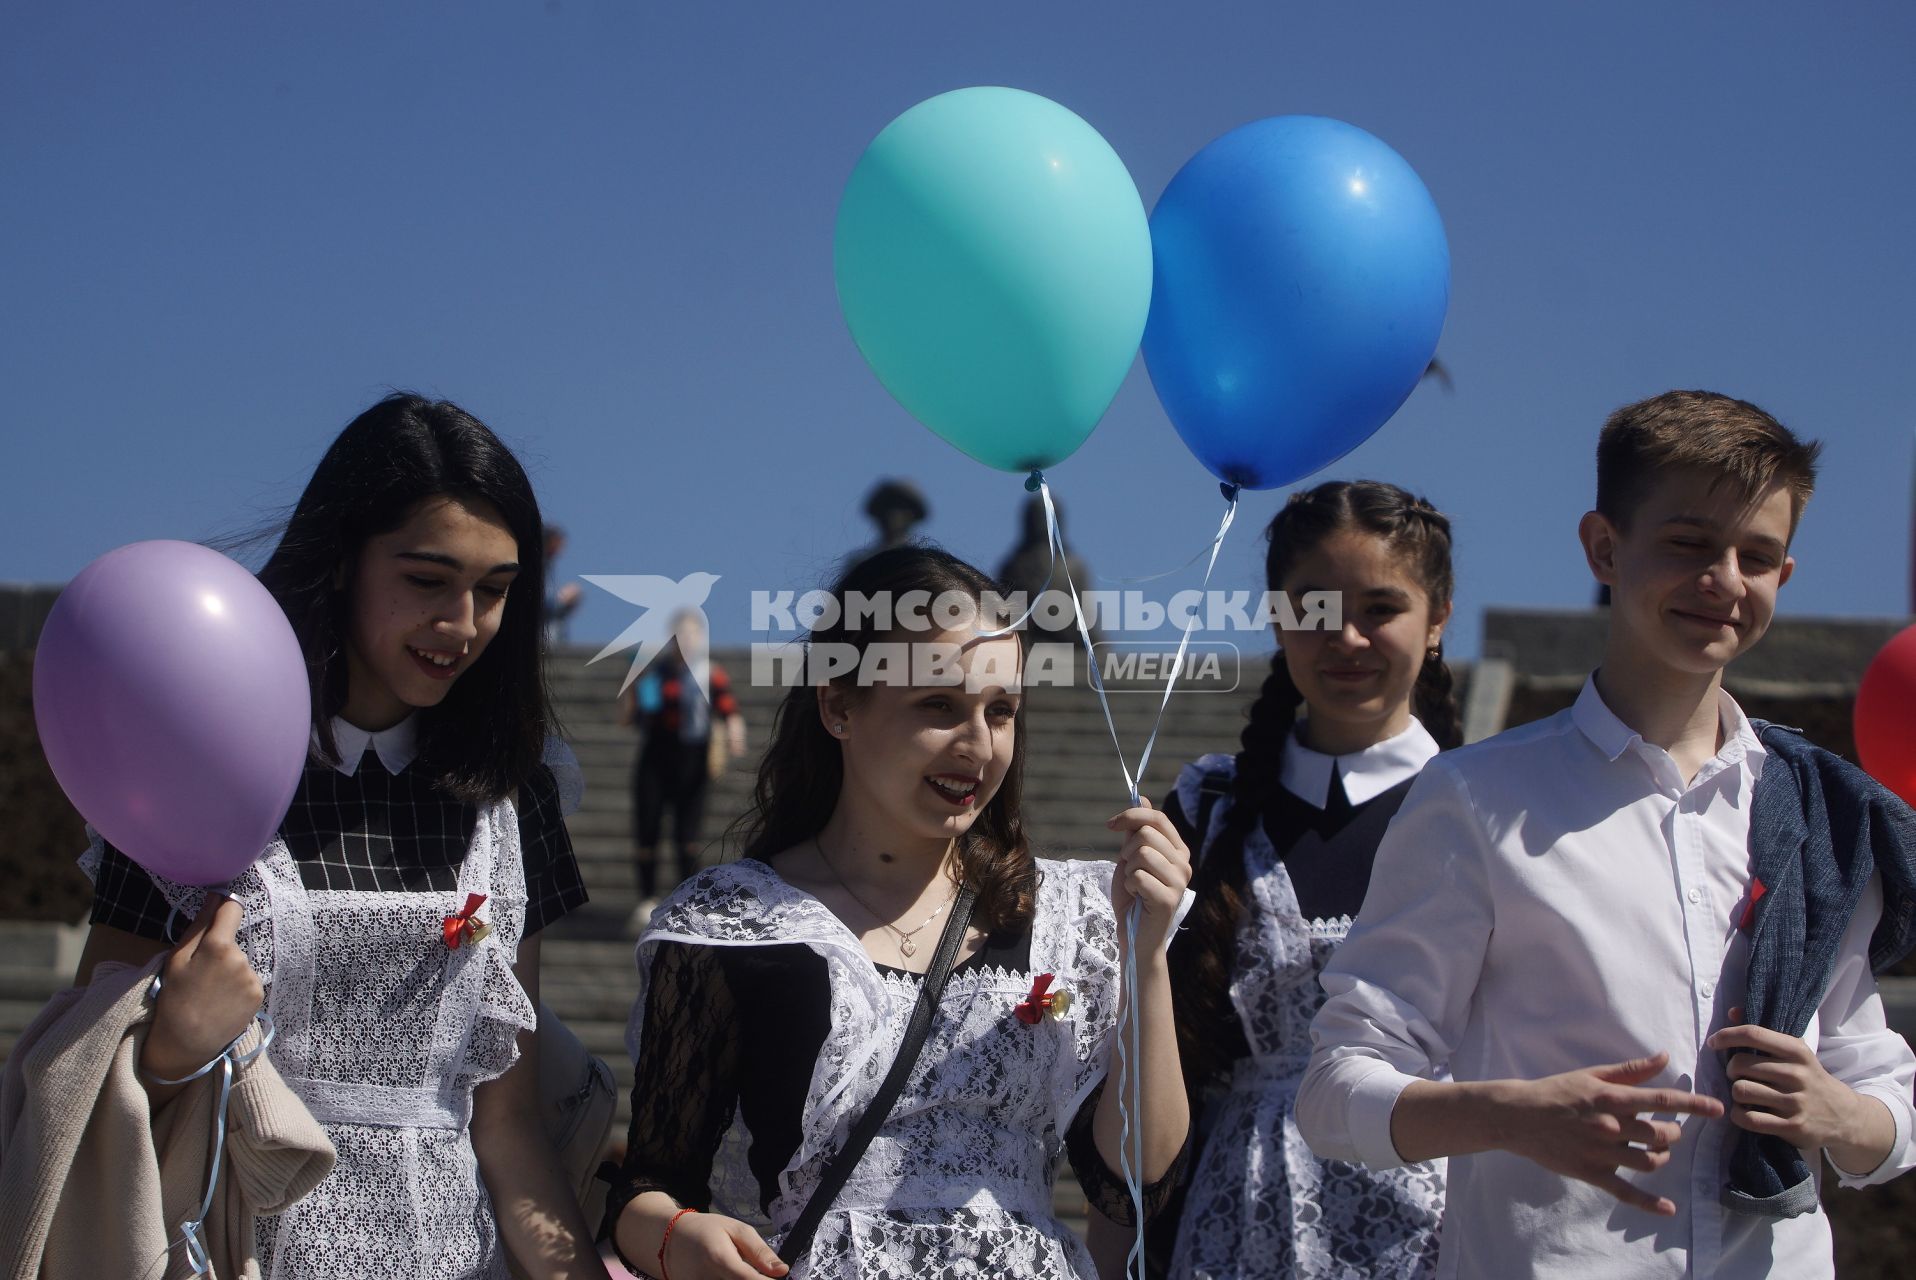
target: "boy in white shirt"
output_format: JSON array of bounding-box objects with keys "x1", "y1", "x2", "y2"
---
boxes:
[{"x1": 1296, "y1": 390, "x2": 1916, "y2": 1278}]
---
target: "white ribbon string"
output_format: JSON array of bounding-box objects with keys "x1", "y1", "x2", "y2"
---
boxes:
[
  {"x1": 973, "y1": 481, "x2": 1060, "y2": 641},
  {"x1": 1120, "y1": 906, "x2": 1147, "y2": 1278},
  {"x1": 1030, "y1": 475, "x2": 1141, "y2": 802},
  {"x1": 144, "y1": 975, "x2": 277, "y2": 1276},
  {"x1": 1100, "y1": 530, "x2": 1222, "y2": 586},
  {"x1": 1021, "y1": 473, "x2": 1240, "y2": 1280},
  {"x1": 1131, "y1": 492, "x2": 1238, "y2": 788}
]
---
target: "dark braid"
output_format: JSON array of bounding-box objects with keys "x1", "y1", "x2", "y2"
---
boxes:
[
  {"x1": 1170, "y1": 479, "x2": 1459, "y2": 1088},
  {"x1": 1395, "y1": 491, "x2": 1462, "y2": 749},
  {"x1": 1415, "y1": 640, "x2": 1462, "y2": 750},
  {"x1": 1172, "y1": 655, "x2": 1302, "y2": 1086}
]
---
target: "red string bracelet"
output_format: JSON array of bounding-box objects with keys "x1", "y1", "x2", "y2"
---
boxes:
[{"x1": 659, "y1": 1206, "x2": 699, "y2": 1279}]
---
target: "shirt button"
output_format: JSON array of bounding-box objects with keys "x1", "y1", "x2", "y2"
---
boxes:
[
  {"x1": 1687, "y1": 888, "x2": 1702, "y2": 904},
  {"x1": 1701, "y1": 980, "x2": 1716, "y2": 999}
]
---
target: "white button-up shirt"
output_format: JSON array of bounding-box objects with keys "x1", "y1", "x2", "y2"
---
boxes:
[{"x1": 1297, "y1": 676, "x2": 1916, "y2": 1279}]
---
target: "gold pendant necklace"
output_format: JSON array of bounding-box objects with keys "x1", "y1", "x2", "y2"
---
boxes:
[{"x1": 814, "y1": 838, "x2": 957, "y2": 958}]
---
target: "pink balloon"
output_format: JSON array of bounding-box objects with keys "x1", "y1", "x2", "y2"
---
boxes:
[{"x1": 33, "y1": 540, "x2": 311, "y2": 886}]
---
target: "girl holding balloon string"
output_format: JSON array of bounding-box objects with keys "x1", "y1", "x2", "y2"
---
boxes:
[
  {"x1": 607, "y1": 544, "x2": 1192, "y2": 1280},
  {"x1": 1137, "y1": 481, "x2": 1457, "y2": 1280},
  {"x1": 70, "y1": 394, "x2": 600, "y2": 1278}
]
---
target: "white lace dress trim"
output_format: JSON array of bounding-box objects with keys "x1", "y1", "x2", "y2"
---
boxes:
[
  {"x1": 1167, "y1": 755, "x2": 1444, "y2": 1280},
  {"x1": 629, "y1": 856, "x2": 1122, "y2": 1279},
  {"x1": 79, "y1": 749, "x2": 557, "y2": 1280}
]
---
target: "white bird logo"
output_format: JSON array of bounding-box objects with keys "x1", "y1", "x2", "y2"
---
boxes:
[{"x1": 580, "y1": 572, "x2": 722, "y2": 697}]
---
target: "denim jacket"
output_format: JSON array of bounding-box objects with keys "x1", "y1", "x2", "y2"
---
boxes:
[{"x1": 1730, "y1": 721, "x2": 1916, "y2": 1216}]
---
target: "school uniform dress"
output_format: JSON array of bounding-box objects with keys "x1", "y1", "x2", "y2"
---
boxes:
[
  {"x1": 82, "y1": 716, "x2": 588, "y2": 1280},
  {"x1": 1297, "y1": 680, "x2": 1916, "y2": 1279},
  {"x1": 616, "y1": 856, "x2": 1180, "y2": 1280},
  {"x1": 1166, "y1": 721, "x2": 1445, "y2": 1280}
]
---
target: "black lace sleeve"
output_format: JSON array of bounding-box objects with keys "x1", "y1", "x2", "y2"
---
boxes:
[
  {"x1": 1062, "y1": 1078, "x2": 1191, "y2": 1226},
  {"x1": 608, "y1": 941, "x2": 743, "y2": 1226}
]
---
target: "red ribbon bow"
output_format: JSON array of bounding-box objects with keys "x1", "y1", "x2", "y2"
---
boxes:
[
  {"x1": 1737, "y1": 877, "x2": 1768, "y2": 934},
  {"x1": 1014, "y1": 972, "x2": 1066, "y2": 1025},
  {"x1": 443, "y1": 893, "x2": 491, "y2": 950}
]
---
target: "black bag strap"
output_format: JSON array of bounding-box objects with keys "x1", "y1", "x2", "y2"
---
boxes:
[{"x1": 776, "y1": 879, "x2": 980, "y2": 1264}]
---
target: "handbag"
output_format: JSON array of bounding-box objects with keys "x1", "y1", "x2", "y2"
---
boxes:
[{"x1": 775, "y1": 880, "x2": 980, "y2": 1265}]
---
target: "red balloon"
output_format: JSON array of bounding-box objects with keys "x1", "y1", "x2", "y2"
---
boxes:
[{"x1": 1854, "y1": 623, "x2": 1916, "y2": 806}]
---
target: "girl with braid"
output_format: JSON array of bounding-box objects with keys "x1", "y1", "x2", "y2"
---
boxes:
[{"x1": 1156, "y1": 480, "x2": 1458, "y2": 1279}]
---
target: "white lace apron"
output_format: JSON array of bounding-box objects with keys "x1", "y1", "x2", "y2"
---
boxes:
[
  {"x1": 1167, "y1": 756, "x2": 1444, "y2": 1280},
  {"x1": 81, "y1": 799, "x2": 538, "y2": 1280},
  {"x1": 630, "y1": 857, "x2": 1122, "y2": 1280}
]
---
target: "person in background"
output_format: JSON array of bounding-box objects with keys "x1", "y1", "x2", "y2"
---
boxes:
[
  {"x1": 543, "y1": 524, "x2": 584, "y2": 646},
  {"x1": 619, "y1": 608, "x2": 745, "y2": 931},
  {"x1": 996, "y1": 492, "x2": 1099, "y2": 645},
  {"x1": 847, "y1": 478, "x2": 930, "y2": 574}
]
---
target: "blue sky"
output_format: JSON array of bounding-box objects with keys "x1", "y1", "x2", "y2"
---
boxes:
[{"x1": 5, "y1": 1, "x2": 1913, "y2": 659}]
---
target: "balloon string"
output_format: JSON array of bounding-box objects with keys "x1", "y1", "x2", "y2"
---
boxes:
[
  {"x1": 1029, "y1": 475, "x2": 1239, "y2": 1280},
  {"x1": 973, "y1": 473, "x2": 1065, "y2": 636},
  {"x1": 1100, "y1": 483, "x2": 1244, "y2": 585},
  {"x1": 1120, "y1": 901, "x2": 1147, "y2": 1280},
  {"x1": 144, "y1": 975, "x2": 276, "y2": 1276},
  {"x1": 1029, "y1": 474, "x2": 1138, "y2": 802},
  {"x1": 1131, "y1": 487, "x2": 1238, "y2": 787}
]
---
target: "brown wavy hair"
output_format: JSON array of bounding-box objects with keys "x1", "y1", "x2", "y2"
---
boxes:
[
  {"x1": 1171, "y1": 480, "x2": 1460, "y2": 1087},
  {"x1": 1596, "y1": 389, "x2": 1821, "y2": 535},
  {"x1": 737, "y1": 544, "x2": 1039, "y2": 934}
]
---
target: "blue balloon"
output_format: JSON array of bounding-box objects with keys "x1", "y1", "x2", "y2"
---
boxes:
[{"x1": 1143, "y1": 117, "x2": 1450, "y2": 490}]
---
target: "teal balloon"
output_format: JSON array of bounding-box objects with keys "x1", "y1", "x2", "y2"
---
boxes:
[{"x1": 835, "y1": 87, "x2": 1152, "y2": 473}]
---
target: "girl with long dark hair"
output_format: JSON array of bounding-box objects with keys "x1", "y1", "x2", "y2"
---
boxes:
[
  {"x1": 608, "y1": 544, "x2": 1192, "y2": 1280},
  {"x1": 1155, "y1": 480, "x2": 1457, "y2": 1279},
  {"x1": 73, "y1": 393, "x2": 599, "y2": 1277}
]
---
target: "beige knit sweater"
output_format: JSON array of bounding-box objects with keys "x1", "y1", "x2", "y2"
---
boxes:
[{"x1": 0, "y1": 954, "x2": 335, "y2": 1280}]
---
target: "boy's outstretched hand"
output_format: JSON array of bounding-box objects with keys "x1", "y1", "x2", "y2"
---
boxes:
[
  {"x1": 1395, "y1": 1050, "x2": 1724, "y2": 1217},
  {"x1": 1709, "y1": 1008, "x2": 1896, "y2": 1178},
  {"x1": 1490, "y1": 1051, "x2": 1723, "y2": 1216}
]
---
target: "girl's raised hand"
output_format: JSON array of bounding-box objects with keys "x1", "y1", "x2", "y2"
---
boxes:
[
  {"x1": 1105, "y1": 798, "x2": 1193, "y2": 957},
  {"x1": 142, "y1": 894, "x2": 263, "y2": 1080}
]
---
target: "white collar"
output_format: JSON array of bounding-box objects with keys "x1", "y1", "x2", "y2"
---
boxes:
[
  {"x1": 1570, "y1": 674, "x2": 1763, "y2": 775},
  {"x1": 1281, "y1": 717, "x2": 1440, "y2": 809},
  {"x1": 326, "y1": 714, "x2": 420, "y2": 777}
]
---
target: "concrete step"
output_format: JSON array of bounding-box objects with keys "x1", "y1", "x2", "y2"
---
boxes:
[
  {"x1": 0, "y1": 965, "x2": 77, "y2": 1003},
  {"x1": 0, "y1": 920, "x2": 87, "y2": 973}
]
